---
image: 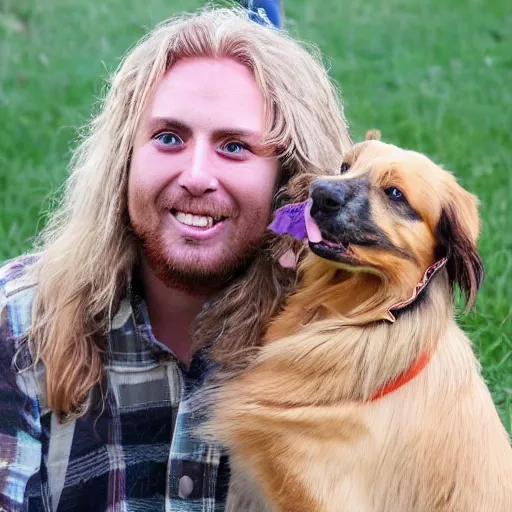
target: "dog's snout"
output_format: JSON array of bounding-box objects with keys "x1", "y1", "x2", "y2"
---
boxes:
[{"x1": 310, "y1": 180, "x2": 348, "y2": 215}]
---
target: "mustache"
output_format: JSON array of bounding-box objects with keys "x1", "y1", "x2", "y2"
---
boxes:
[{"x1": 158, "y1": 194, "x2": 239, "y2": 219}]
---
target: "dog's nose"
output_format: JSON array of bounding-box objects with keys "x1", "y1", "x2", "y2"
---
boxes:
[{"x1": 310, "y1": 180, "x2": 348, "y2": 215}]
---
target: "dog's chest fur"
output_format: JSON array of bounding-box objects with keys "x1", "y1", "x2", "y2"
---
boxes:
[{"x1": 214, "y1": 325, "x2": 512, "y2": 512}]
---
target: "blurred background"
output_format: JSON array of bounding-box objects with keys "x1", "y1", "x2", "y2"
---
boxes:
[{"x1": 0, "y1": 0, "x2": 510, "y2": 431}]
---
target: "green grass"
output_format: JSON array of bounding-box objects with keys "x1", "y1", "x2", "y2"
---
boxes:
[{"x1": 1, "y1": 0, "x2": 510, "y2": 432}]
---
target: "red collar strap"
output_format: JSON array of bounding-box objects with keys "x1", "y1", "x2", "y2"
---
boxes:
[
  {"x1": 370, "y1": 351, "x2": 431, "y2": 401},
  {"x1": 370, "y1": 258, "x2": 446, "y2": 400}
]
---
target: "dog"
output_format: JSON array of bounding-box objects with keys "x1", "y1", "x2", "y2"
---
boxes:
[{"x1": 203, "y1": 132, "x2": 512, "y2": 512}]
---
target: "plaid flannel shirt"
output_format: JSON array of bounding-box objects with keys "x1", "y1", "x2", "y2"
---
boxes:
[{"x1": 0, "y1": 255, "x2": 229, "y2": 511}]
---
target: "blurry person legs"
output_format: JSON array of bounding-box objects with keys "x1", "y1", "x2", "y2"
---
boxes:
[{"x1": 239, "y1": 0, "x2": 283, "y2": 28}]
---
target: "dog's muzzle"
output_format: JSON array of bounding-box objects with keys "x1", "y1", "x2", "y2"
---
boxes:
[
  {"x1": 309, "y1": 178, "x2": 378, "y2": 245},
  {"x1": 310, "y1": 180, "x2": 353, "y2": 216}
]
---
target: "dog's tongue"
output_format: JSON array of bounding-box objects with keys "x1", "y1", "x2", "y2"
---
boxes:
[
  {"x1": 268, "y1": 199, "x2": 322, "y2": 243},
  {"x1": 304, "y1": 200, "x2": 322, "y2": 243}
]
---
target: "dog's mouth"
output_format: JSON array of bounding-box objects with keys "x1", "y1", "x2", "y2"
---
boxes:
[
  {"x1": 309, "y1": 236, "x2": 361, "y2": 265},
  {"x1": 268, "y1": 199, "x2": 378, "y2": 268}
]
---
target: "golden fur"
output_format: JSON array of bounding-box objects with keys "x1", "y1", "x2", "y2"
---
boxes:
[{"x1": 203, "y1": 135, "x2": 512, "y2": 511}]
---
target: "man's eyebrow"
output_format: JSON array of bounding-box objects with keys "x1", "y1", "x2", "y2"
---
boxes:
[
  {"x1": 146, "y1": 117, "x2": 192, "y2": 137},
  {"x1": 212, "y1": 128, "x2": 261, "y2": 141},
  {"x1": 145, "y1": 117, "x2": 261, "y2": 141}
]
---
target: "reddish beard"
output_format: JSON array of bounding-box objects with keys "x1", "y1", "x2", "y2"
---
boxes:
[
  {"x1": 129, "y1": 192, "x2": 271, "y2": 296},
  {"x1": 138, "y1": 228, "x2": 260, "y2": 296}
]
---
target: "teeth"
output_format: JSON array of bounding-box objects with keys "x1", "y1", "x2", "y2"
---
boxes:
[{"x1": 174, "y1": 211, "x2": 215, "y2": 228}]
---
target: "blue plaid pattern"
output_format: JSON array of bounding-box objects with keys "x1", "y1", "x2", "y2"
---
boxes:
[{"x1": 0, "y1": 255, "x2": 229, "y2": 511}]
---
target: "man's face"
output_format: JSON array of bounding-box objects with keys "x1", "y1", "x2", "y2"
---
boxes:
[{"x1": 128, "y1": 57, "x2": 279, "y2": 294}]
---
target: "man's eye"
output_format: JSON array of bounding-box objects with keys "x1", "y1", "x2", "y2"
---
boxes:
[
  {"x1": 154, "y1": 132, "x2": 183, "y2": 146},
  {"x1": 220, "y1": 141, "x2": 247, "y2": 154}
]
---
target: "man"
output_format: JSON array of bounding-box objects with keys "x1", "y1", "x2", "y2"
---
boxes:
[{"x1": 0, "y1": 7, "x2": 351, "y2": 511}]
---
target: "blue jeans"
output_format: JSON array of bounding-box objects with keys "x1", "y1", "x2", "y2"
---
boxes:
[{"x1": 239, "y1": 0, "x2": 283, "y2": 28}]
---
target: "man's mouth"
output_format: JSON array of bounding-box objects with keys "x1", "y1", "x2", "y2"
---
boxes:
[{"x1": 170, "y1": 209, "x2": 226, "y2": 229}]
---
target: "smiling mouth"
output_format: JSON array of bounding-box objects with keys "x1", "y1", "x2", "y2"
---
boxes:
[{"x1": 170, "y1": 209, "x2": 227, "y2": 229}]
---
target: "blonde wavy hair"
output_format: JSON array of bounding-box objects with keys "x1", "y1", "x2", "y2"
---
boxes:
[{"x1": 29, "y1": 6, "x2": 352, "y2": 419}]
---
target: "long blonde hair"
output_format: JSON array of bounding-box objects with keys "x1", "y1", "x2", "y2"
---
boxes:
[{"x1": 30, "y1": 6, "x2": 352, "y2": 419}]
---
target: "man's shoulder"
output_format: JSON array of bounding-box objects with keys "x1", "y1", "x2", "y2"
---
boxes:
[
  {"x1": 0, "y1": 253, "x2": 39, "y2": 337},
  {"x1": 0, "y1": 253, "x2": 39, "y2": 294}
]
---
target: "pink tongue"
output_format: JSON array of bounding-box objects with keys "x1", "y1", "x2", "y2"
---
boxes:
[{"x1": 305, "y1": 200, "x2": 322, "y2": 243}]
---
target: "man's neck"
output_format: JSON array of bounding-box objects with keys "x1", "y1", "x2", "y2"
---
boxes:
[{"x1": 140, "y1": 261, "x2": 206, "y2": 366}]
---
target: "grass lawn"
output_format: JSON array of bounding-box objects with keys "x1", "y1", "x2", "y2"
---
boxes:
[{"x1": 0, "y1": 0, "x2": 510, "y2": 432}]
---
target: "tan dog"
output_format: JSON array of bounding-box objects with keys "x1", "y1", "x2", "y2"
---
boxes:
[{"x1": 204, "y1": 132, "x2": 512, "y2": 512}]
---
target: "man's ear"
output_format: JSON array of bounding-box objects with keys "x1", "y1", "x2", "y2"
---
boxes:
[{"x1": 435, "y1": 186, "x2": 485, "y2": 309}]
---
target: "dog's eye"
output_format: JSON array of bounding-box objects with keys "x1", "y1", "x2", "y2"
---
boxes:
[
  {"x1": 340, "y1": 162, "x2": 350, "y2": 174},
  {"x1": 384, "y1": 187, "x2": 405, "y2": 201}
]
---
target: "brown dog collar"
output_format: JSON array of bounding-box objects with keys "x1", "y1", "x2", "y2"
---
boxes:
[{"x1": 386, "y1": 257, "x2": 448, "y2": 322}]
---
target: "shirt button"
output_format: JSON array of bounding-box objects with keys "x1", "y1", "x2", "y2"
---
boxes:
[{"x1": 178, "y1": 475, "x2": 194, "y2": 499}]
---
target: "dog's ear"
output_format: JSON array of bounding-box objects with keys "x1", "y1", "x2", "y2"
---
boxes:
[
  {"x1": 435, "y1": 185, "x2": 484, "y2": 309},
  {"x1": 365, "y1": 129, "x2": 381, "y2": 141}
]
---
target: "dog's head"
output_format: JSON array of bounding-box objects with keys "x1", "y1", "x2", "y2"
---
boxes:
[{"x1": 307, "y1": 132, "x2": 484, "y2": 309}]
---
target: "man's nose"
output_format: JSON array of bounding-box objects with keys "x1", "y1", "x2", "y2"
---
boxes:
[
  {"x1": 310, "y1": 179, "x2": 349, "y2": 216},
  {"x1": 178, "y1": 139, "x2": 218, "y2": 196}
]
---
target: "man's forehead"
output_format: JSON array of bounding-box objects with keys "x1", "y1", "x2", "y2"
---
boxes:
[{"x1": 145, "y1": 57, "x2": 265, "y2": 131}]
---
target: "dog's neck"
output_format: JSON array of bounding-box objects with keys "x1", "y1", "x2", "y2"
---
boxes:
[
  {"x1": 263, "y1": 263, "x2": 454, "y2": 404},
  {"x1": 267, "y1": 257, "x2": 434, "y2": 338}
]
